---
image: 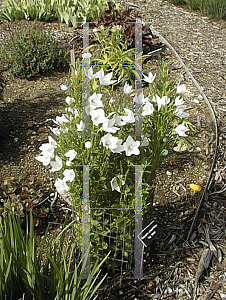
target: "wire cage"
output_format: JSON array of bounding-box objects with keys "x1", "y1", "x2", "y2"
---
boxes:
[{"x1": 90, "y1": 208, "x2": 135, "y2": 280}]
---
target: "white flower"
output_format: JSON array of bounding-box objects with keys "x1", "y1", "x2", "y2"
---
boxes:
[
  {"x1": 82, "y1": 52, "x2": 92, "y2": 59},
  {"x1": 175, "y1": 105, "x2": 189, "y2": 118},
  {"x1": 124, "y1": 82, "x2": 133, "y2": 95},
  {"x1": 65, "y1": 96, "x2": 75, "y2": 105},
  {"x1": 113, "y1": 115, "x2": 126, "y2": 126},
  {"x1": 141, "y1": 136, "x2": 149, "y2": 147},
  {"x1": 63, "y1": 169, "x2": 75, "y2": 182},
  {"x1": 174, "y1": 124, "x2": 189, "y2": 137},
  {"x1": 60, "y1": 84, "x2": 68, "y2": 91},
  {"x1": 85, "y1": 141, "x2": 91, "y2": 148},
  {"x1": 143, "y1": 71, "x2": 156, "y2": 83},
  {"x1": 53, "y1": 115, "x2": 69, "y2": 125},
  {"x1": 36, "y1": 136, "x2": 57, "y2": 165},
  {"x1": 47, "y1": 136, "x2": 57, "y2": 147},
  {"x1": 101, "y1": 133, "x2": 119, "y2": 150},
  {"x1": 161, "y1": 149, "x2": 168, "y2": 156},
  {"x1": 88, "y1": 92, "x2": 103, "y2": 108},
  {"x1": 110, "y1": 177, "x2": 121, "y2": 193},
  {"x1": 55, "y1": 178, "x2": 69, "y2": 195},
  {"x1": 50, "y1": 127, "x2": 60, "y2": 136},
  {"x1": 123, "y1": 136, "x2": 140, "y2": 156},
  {"x1": 153, "y1": 95, "x2": 170, "y2": 110},
  {"x1": 110, "y1": 175, "x2": 125, "y2": 192},
  {"x1": 35, "y1": 155, "x2": 51, "y2": 166},
  {"x1": 64, "y1": 149, "x2": 77, "y2": 161},
  {"x1": 142, "y1": 99, "x2": 154, "y2": 116},
  {"x1": 86, "y1": 67, "x2": 99, "y2": 80},
  {"x1": 177, "y1": 84, "x2": 186, "y2": 94},
  {"x1": 85, "y1": 104, "x2": 94, "y2": 116},
  {"x1": 66, "y1": 107, "x2": 78, "y2": 117},
  {"x1": 175, "y1": 96, "x2": 184, "y2": 106},
  {"x1": 90, "y1": 108, "x2": 106, "y2": 126},
  {"x1": 39, "y1": 141, "x2": 55, "y2": 155},
  {"x1": 50, "y1": 155, "x2": 63, "y2": 172},
  {"x1": 111, "y1": 139, "x2": 125, "y2": 153},
  {"x1": 98, "y1": 69, "x2": 117, "y2": 86},
  {"x1": 102, "y1": 118, "x2": 119, "y2": 133},
  {"x1": 121, "y1": 108, "x2": 135, "y2": 124},
  {"x1": 77, "y1": 120, "x2": 85, "y2": 131}
]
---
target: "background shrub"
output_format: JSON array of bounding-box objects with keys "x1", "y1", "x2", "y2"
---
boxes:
[{"x1": 0, "y1": 23, "x2": 69, "y2": 78}]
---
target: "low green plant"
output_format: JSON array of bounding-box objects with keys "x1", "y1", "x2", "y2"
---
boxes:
[
  {"x1": 0, "y1": 208, "x2": 108, "y2": 300},
  {"x1": 1, "y1": 0, "x2": 111, "y2": 26},
  {"x1": 0, "y1": 23, "x2": 69, "y2": 78},
  {"x1": 89, "y1": 25, "x2": 145, "y2": 85}
]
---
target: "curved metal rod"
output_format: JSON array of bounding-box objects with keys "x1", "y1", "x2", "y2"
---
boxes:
[{"x1": 145, "y1": 24, "x2": 219, "y2": 243}]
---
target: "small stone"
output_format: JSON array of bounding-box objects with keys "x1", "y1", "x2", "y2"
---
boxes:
[
  {"x1": 166, "y1": 171, "x2": 172, "y2": 176},
  {"x1": 28, "y1": 122, "x2": 34, "y2": 128},
  {"x1": 212, "y1": 201, "x2": 218, "y2": 210}
]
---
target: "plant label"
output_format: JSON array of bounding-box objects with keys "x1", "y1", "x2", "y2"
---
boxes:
[{"x1": 137, "y1": 220, "x2": 162, "y2": 247}]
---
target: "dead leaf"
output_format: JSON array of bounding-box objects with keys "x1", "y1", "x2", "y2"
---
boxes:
[{"x1": 195, "y1": 248, "x2": 212, "y2": 287}]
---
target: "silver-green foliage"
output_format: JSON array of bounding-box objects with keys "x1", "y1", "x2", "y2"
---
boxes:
[
  {"x1": 0, "y1": 209, "x2": 108, "y2": 300},
  {"x1": 1, "y1": 0, "x2": 110, "y2": 26}
]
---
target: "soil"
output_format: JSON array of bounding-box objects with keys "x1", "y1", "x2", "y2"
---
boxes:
[{"x1": 0, "y1": 1, "x2": 226, "y2": 299}]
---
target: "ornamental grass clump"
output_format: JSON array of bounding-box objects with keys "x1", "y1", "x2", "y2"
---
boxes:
[
  {"x1": 35, "y1": 58, "x2": 194, "y2": 267},
  {"x1": 0, "y1": 23, "x2": 69, "y2": 78},
  {"x1": 0, "y1": 208, "x2": 108, "y2": 299},
  {"x1": 169, "y1": 0, "x2": 226, "y2": 19}
]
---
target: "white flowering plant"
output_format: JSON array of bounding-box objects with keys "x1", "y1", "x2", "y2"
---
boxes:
[{"x1": 35, "y1": 58, "x2": 194, "y2": 264}]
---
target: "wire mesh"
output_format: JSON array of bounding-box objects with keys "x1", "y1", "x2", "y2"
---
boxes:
[{"x1": 90, "y1": 208, "x2": 135, "y2": 280}]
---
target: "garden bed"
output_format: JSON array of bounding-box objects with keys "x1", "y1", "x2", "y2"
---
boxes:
[{"x1": 0, "y1": 1, "x2": 225, "y2": 299}]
